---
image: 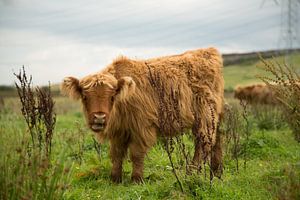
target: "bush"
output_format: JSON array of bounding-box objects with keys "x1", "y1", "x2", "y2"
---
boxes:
[
  {"x1": 0, "y1": 67, "x2": 72, "y2": 200},
  {"x1": 258, "y1": 57, "x2": 300, "y2": 142}
]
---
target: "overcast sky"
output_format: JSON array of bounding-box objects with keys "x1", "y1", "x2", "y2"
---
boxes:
[{"x1": 0, "y1": 0, "x2": 292, "y2": 85}]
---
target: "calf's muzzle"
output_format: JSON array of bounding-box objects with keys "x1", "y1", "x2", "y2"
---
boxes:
[{"x1": 91, "y1": 113, "x2": 106, "y2": 131}]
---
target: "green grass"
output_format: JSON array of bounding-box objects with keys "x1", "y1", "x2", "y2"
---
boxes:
[
  {"x1": 223, "y1": 52, "x2": 300, "y2": 91},
  {"x1": 2, "y1": 102, "x2": 299, "y2": 199},
  {"x1": 1, "y1": 53, "x2": 300, "y2": 199},
  {"x1": 47, "y1": 113, "x2": 300, "y2": 199}
]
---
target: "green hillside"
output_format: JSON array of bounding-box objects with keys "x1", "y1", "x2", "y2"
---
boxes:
[{"x1": 223, "y1": 52, "x2": 300, "y2": 91}]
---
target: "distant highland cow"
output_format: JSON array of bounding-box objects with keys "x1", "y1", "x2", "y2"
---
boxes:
[
  {"x1": 234, "y1": 83, "x2": 276, "y2": 104},
  {"x1": 61, "y1": 48, "x2": 224, "y2": 183}
]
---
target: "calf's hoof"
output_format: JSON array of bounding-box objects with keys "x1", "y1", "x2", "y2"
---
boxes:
[
  {"x1": 111, "y1": 174, "x2": 122, "y2": 183},
  {"x1": 211, "y1": 163, "x2": 223, "y2": 179},
  {"x1": 131, "y1": 175, "x2": 143, "y2": 184}
]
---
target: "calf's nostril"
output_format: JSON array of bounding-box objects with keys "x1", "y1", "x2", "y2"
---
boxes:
[
  {"x1": 94, "y1": 113, "x2": 106, "y2": 124},
  {"x1": 94, "y1": 117, "x2": 105, "y2": 124}
]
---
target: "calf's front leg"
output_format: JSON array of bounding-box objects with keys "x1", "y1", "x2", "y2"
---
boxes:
[
  {"x1": 129, "y1": 142, "x2": 147, "y2": 183},
  {"x1": 129, "y1": 128, "x2": 157, "y2": 183},
  {"x1": 110, "y1": 139, "x2": 128, "y2": 183}
]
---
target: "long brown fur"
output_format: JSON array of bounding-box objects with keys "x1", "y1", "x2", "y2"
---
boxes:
[{"x1": 61, "y1": 47, "x2": 224, "y2": 182}]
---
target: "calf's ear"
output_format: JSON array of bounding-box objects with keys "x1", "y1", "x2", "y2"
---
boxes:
[
  {"x1": 116, "y1": 76, "x2": 136, "y2": 101},
  {"x1": 60, "y1": 77, "x2": 81, "y2": 100}
]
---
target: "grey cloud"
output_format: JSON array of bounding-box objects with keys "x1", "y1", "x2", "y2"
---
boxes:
[{"x1": 0, "y1": 0, "x2": 295, "y2": 85}]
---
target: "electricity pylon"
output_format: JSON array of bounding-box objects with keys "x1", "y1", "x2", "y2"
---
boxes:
[{"x1": 278, "y1": 0, "x2": 300, "y2": 55}]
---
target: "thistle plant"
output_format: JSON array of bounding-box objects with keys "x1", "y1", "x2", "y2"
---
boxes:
[{"x1": 258, "y1": 57, "x2": 300, "y2": 142}]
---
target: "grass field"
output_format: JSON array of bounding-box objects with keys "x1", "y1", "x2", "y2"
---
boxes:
[
  {"x1": 0, "y1": 54, "x2": 300, "y2": 200},
  {"x1": 223, "y1": 53, "x2": 300, "y2": 91}
]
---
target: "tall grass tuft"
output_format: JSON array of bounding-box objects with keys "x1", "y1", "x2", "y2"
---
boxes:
[
  {"x1": 0, "y1": 67, "x2": 71, "y2": 200},
  {"x1": 14, "y1": 66, "x2": 56, "y2": 157},
  {"x1": 251, "y1": 104, "x2": 285, "y2": 131},
  {"x1": 239, "y1": 100, "x2": 251, "y2": 170},
  {"x1": 222, "y1": 103, "x2": 242, "y2": 172},
  {"x1": 258, "y1": 57, "x2": 300, "y2": 142}
]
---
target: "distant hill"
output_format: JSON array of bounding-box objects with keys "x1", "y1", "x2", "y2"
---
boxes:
[
  {"x1": 0, "y1": 85, "x2": 61, "y2": 97},
  {"x1": 222, "y1": 48, "x2": 300, "y2": 66}
]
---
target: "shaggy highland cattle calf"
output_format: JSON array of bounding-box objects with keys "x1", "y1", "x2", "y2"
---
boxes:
[
  {"x1": 61, "y1": 48, "x2": 224, "y2": 183},
  {"x1": 234, "y1": 83, "x2": 276, "y2": 104}
]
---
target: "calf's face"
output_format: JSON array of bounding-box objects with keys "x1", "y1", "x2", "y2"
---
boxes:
[
  {"x1": 82, "y1": 84, "x2": 115, "y2": 132},
  {"x1": 61, "y1": 74, "x2": 135, "y2": 133}
]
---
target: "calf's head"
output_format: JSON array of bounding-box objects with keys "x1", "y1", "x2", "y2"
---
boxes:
[{"x1": 61, "y1": 73, "x2": 135, "y2": 133}]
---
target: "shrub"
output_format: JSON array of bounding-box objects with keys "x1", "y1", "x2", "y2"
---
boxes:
[
  {"x1": 0, "y1": 67, "x2": 71, "y2": 200},
  {"x1": 258, "y1": 57, "x2": 300, "y2": 142},
  {"x1": 222, "y1": 103, "x2": 243, "y2": 172}
]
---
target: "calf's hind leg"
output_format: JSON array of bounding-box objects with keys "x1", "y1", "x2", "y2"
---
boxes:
[
  {"x1": 211, "y1": 124, "x2": 223, "y2": 178},
  {"x1": 192, "y1": 134, "x2": 202, "y2": 170},
  {"x1": 192, "y1": 118, "x2": 205, "y2": 170}
]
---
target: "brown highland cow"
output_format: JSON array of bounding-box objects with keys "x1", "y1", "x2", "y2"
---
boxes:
[
  {"x1": 61, "y1": 47, "x2": 224, "y2": 183},
  {"x1": 234, "y1": 83, "x2": 276, "y2": 104}
]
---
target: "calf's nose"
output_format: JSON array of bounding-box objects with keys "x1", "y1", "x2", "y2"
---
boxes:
[{"x1": 94, "y1": 113, "x2": 106, "y2": 124}]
